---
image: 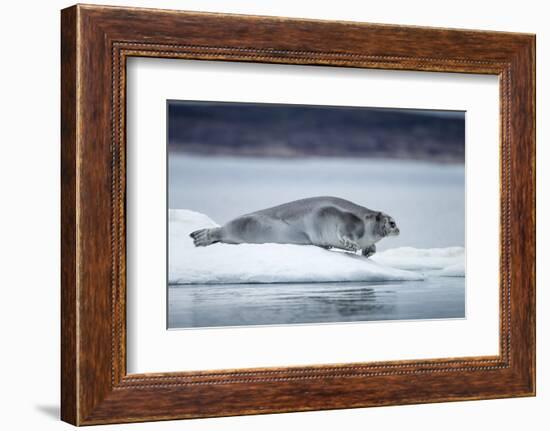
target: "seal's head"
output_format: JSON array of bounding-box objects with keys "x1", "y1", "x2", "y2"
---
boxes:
[{"x1": 374, "y1": 212, "x2": 400, "y2": 237}]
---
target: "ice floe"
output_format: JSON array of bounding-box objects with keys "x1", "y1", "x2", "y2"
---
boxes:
[
  {"x1": 372, "y1": 246, "x2": 465, "y2": 277},
  {"x1": 169, "y1": 209, "x2": 464, "y2": 284}
]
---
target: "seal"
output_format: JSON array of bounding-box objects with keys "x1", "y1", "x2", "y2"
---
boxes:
[{"x1": 190, "y1": 196, "x2": 399, "y2": 257}]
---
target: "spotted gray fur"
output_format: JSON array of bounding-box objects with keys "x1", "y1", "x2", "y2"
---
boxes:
[{"x1": 189, "y1": 196, "x2": 399, "y2": 258}]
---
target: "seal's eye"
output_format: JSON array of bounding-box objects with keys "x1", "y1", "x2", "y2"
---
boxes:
[{"x1": 390, "y1": 221, "x2": 396, "y2": 228}]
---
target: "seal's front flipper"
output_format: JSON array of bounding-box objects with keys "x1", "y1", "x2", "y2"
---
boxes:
[
  {"x1": 189, "y1": 228, "x2": 221, "y2": 247},
  {"x1": 338, "y1": 235, "x2": 359, "y2": 252},
  {"x1": 362, "y1": 244, "x2": 376, "y2": 258}
]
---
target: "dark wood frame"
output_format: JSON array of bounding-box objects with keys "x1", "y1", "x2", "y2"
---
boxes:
[{"x1": 61, "y1": 4, "x2": 535, "y2": 426}]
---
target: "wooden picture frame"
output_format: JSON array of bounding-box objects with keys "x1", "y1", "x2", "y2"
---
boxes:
[{"x1": 61, "y1": 4, "x2": 535, "y2": 425}]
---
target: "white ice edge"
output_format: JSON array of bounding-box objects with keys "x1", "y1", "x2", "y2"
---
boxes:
[{"x1": 168, "y1": 209, "x2": 464, "y2": 285}]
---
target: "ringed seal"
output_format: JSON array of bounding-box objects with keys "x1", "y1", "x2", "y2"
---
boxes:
[{"x1": 190, "y1": 196, "x2": 399, "y2": 258}]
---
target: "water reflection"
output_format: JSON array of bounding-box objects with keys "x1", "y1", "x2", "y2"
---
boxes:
[{"x1": 168, "y1": 278, "x2": 464, "y2": 329}]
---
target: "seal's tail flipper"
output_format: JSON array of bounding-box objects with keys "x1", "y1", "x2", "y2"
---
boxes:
[{"x1": 189, "y1": 228, "x2": 220, "y2": 247}]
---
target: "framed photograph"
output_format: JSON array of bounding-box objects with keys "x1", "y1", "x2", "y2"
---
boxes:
[{"x1": 61, "y1": 4, "x2": 535, "y2": 425}]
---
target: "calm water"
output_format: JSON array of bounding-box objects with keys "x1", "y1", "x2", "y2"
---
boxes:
[{"x1": 168, "y1": 277, "x2": 465, "y2": 329}]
